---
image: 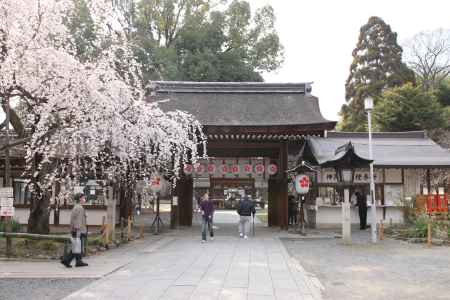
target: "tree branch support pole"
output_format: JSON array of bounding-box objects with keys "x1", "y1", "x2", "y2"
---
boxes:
[
  {"x1": 379, "y1": 220, "x2": 384, "y2": 240},
  {"x1": 342, "y1": 188, "x2": 351, "y2": 244},
  {"x1": 127, "y1": 216, "x2": 132, "y2": 241}
]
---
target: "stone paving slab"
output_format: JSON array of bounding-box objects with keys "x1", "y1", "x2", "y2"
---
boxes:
[
  {"x1": 63, "y1": 230, "x2": 323, "y2": 300},
  {"x1": 0, "y1": 236, "x2": 171, "y2": 279}
]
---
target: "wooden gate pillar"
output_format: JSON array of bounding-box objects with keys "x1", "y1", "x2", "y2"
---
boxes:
[{"x1": 176, "y1": 175, "x2": 193, "y2": 226}]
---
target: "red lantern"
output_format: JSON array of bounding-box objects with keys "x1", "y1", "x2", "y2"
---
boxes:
[
  {"x1": 268, "y1": 164, "x2": 278, "y2": 175},
  {"x1": 183, "y1": 164, "x2": 193, "y2": 175},
  {"x1": 243, "y1": 164, "x2": 252, "y2": 174},
  {"x1": 231, "y1": 165, "x2": 240, "y2": 175},
  {"x1": 255, "y1": 164, "x2": 265, "y2": 174},
  {"x1": 195, "y1": 163, "x2": 205, "y2": 175},
  {"x1": 207, "y1": 164, "x2": 216, "y2": 174},
  {"x1": 221, "y1": 164, "x2": 229, "y2": 174}
]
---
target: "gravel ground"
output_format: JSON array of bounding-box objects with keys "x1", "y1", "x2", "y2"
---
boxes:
[
  {"x1": 282, "y1": 230, "x2": 450, "y2": 300},
  {"x1": 0, "y1": 278, "x2": 94, "y2": 300}
]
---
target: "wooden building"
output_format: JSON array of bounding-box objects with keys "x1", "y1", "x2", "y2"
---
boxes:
[{"x1": 151, "y1": 81, "x2": 336, "y2": 228}]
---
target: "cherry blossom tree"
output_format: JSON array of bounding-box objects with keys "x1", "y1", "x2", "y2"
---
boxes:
[{"x1": 0, "y1": 0, "x2": 205, "y2": 233}]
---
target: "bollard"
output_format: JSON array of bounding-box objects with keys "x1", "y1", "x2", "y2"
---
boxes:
[
  {"x1": 140, "y1": 222, "x2": 145, "y2": 239},
  {"x1": 427, "y1": 223, "x2": 432, "y2": 247}
]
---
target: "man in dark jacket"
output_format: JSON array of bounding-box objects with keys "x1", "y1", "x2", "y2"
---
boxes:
[
  {"x1": 200, "y1": 192, "x2": 214, "y2": 243},
  {"x1": 355, "y1": 191, "x2": 367, "y2": 230},
  {"x1": 237, "y1": 195, "x2": 256, "y2": 239}
]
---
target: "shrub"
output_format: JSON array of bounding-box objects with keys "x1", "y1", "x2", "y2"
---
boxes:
[
  {"x1": 0, "y1": 218, "x2": 21, "y2": 232},
  {"x1": 407, "y1": 215, "x2": 432, "y2": 238}
]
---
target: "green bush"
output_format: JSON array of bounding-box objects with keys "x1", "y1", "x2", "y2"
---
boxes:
[
  {"x1": 407, "y1": 215, "x2": 432, "y2": 238},
  {"x1": 0, "y1": 218, "x2": 21, "y2": 232}
]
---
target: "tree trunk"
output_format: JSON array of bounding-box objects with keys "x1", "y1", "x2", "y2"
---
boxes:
[{"x1": 27, "y1": 191, "x2": 50, "y2": 234}]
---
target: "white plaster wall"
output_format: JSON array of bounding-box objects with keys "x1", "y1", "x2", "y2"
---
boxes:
[
  {"x1": 315, "y1": 206, "x2": 404, "y2": 228},
  {"x1": 14, "y1": 207, "x2": 113, "y2": 226}
]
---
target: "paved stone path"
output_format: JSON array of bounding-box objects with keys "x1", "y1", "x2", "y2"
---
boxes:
[{"x1": 63, "y1": 228, "x2": 322, "y2": 300}]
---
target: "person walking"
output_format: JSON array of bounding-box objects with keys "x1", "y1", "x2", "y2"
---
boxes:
[
  {"x1": 288, "y1": 195, "x2": 298, "y2": 226},
  {"x1": 61, "y1": 193, "x2": 88, "y2": 267},
  {"x1": 200, "y1": 192, "x2": 214, "y2": 243},
  {"x1": 237, "y1": 194, "x2": 255, "y2": 239},
  {"x1": 355, "y1": 191, "x2": 367, "y2": 230}
]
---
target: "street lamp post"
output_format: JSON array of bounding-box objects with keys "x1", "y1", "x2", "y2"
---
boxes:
[{"x1": 365, "y1": 97, "x2": 378, "y2": 243}]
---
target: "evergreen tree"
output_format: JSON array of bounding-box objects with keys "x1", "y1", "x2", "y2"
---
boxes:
[
  {"x1": 374, "y1": 83, "x2": 446, "y2": 132},
  {"x1": 339, "y1": 16, "x2": 415, "y2": 131}
]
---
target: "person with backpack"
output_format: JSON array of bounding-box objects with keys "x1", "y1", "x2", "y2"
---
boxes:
[{"x1": 237, "y1": 194, "x2": 256, "y2": 239}]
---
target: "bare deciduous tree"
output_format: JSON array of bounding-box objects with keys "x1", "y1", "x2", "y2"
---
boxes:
[{"x1": 404, "y1": 28, "x2": 450, "y2": 90}]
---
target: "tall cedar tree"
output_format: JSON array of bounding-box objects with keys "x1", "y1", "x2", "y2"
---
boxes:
[{"x1": 340, "y1": 16, "x2": 415, "y2": 131}]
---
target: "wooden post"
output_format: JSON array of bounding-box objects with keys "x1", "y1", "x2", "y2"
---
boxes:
[
  {"x1": 120, "y1": 217, "x2": 124, "y2": 241},
  {"x1": 127, "y1": 216, "x2": 132, "y2": 241},
  {"x1": 139, "y1": 222, "x2": 144, "y2": 239},
  {"x1": 5, "y1": 219, "x2": 12, "y2": 257},
  {"x1": 427, "y1": 223, "x2": 432, "y2": 247},
  {"x1": 379, "y1": 221, "x2": 384, "y2": 240},
  {"x1": 104, "y1": 224, "x2": 110, "y2": 246}
]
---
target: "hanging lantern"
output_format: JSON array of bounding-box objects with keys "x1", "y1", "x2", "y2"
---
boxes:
[
  {"x1": 221, "y1": 164, "x2": 229, "y2": 174},
  {"x1": 183, "y1": 164, "x2": 193, "y2": 175},
  {"x1": 207, "y1": 164, "x2": 216, "y2": 175},
  {"x1": 231, "y1": 165, "x2": 240, "y2": 175},
  {"x1": 254, "y1": 164, "x2": 265, "y2": 175},
  {"x1": 195, "y1": 163, "x2": 205, "y2": 175},
  {"x1": 268, "y1": 164, "x2": 278, "y2": 175},
  {"x1": 243, "y1": 164, "x2": 252, "y2": 174},
  {"x1": 294, "y1": 174, "x2": 310, "y2": 194}
]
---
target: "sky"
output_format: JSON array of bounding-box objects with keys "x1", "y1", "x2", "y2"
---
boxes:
[{"x1": 248, "y1": 0, "x2": 450, "y2": 121}]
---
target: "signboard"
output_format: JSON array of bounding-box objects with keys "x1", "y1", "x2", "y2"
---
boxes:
[
  {"x1": 0, "y1": 198, "x2": 14, "y2": 207},
  {"x1": 0, "y1": 206, "x2": 14, "y2": 217},
  {"x1": 321, "y1": 169, "x2": 383, "y2": 183},
  {"x1": 294, "y1": 174, "x2": 310, "y2": 194},
  {"x1": 149, "y1": 174, "x2": 162, "y2": 192},
  {"x1": 0, "y1": 187, "x2": 13, "y2": 198}
]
